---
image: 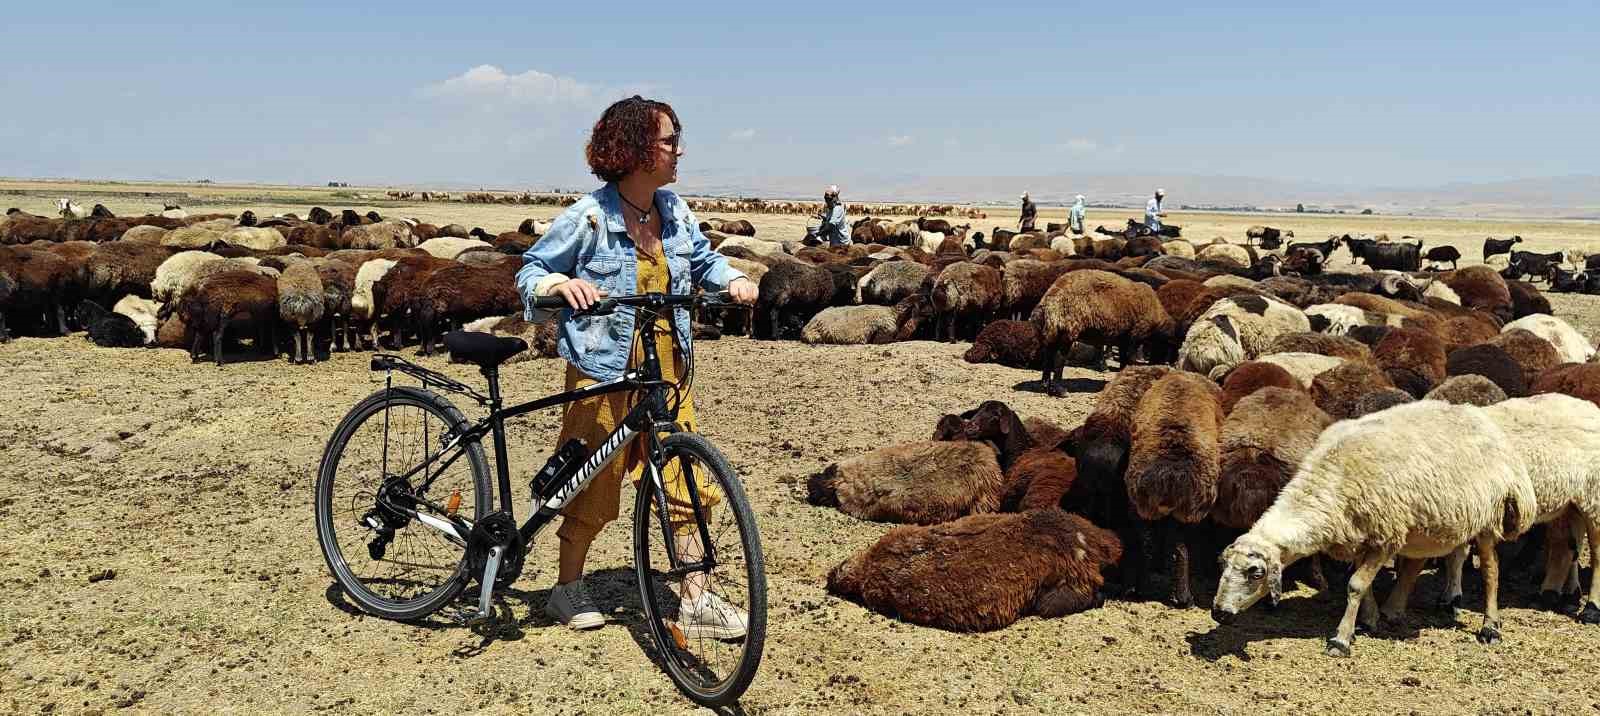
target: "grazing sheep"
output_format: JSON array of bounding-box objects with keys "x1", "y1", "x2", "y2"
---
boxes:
[
  {"x1": 1032, "y1": 270, "x2": 1174, "y2": 393},
  {"x1": 1311, "y1": 361, "x2": 1397, "y2": 420},
  {"x1": 857, "y1": 260, "x2": 929, "y2": 306},
  {"x1": 1219, "y1": 361, "x2": 1304, "y2": 414},
  {"x1": 151, "y1": 251, "x2": 225, "y2": 303},
  {"x1": 1446, "y1": 344, "x2": 1528, "y2": 398},
  {"x1": 277, "y1": 260, "x2": 326, "y2": 364},
  {"x1": 1256, "y1": 352, "x2": 1347, "y2": 388},
  {"x1": 801, "y1": 305, "x2": 900, "y2": 345},
  {"x1": 756, "y1": 260, "x2": 840, "y2": 340},
  {"x1": 112, "y1": 295, "x2": 161, "y2": 345},
  {"x1": 314, "y1": 258, "x2": 358, "y2": 352},
  {"x1": 180, "y1": 270, "x2": 279, "y2": 365},
  {"x1": 1488, "y1": 328, "x2": 1565, "y2": 381},
  {"x1": 339, "y1": 220, "x2": 414, "y2": 250},
  {"x1": 1062, "y1": 366, "x2": 1173, "y2": 536},
  {"x1": 351, "y1": 258, "x2": 399, "y2": 346},
  {"x1": 1212, "y1": 400, "x2": 1538, "y2": 655},
  {"x1": 1000, "y1": 259, "x2": 1072, "y2": 320},
  {"x1": 1266, "y1": 331, "x2": 1373, "y2": 363},
  {"x1": 930, "y1": 262, "x2": 1003, "y2": 342},
  {"x1": 1126, "y1": 371, "x2": 1225, "y2": 606},
  {"x1": 1177, "y1": 294, "x2": 1310, "y2": 380},
  {"x1": 826, "y1": 509, "x2": 1123, "y2": 632},
  {"x1": 963, "y1": 319, "x2": 1041, "y2": 369},
  {"x1": 1351, "y1": 388, "x2": 1415, "y2": 416},
  {"x1": 0, "y1": 246, "x2": 71, "y2": 335},
  {"x1": 83, "y1": 243, "x2": 172, "y2": 305},
  {"x1": 218, "y1": 226, "x2": 286, "y2": 252},
  {"x1": 1212, "y1": 388, "x2": 1333, "y2": 531},
  {"x1": 1374, "y1": 327, "x2": 1448, "y2": 398},
  {"x1": 1503, "y1": 314, "x2": 1593, "y2": 363},
  {"x1": 806, "y1": 441, "x2": 1006, "y2": 524},
  {"x1": 411, "y1": 261, "x2": 521, "y2": 355},
  {"x1": 1426, "y1": 375, "x2": 1509, "y2": 406},
  {"x1": 75, "y1": 299, "x2": 144, "y2": 348}
]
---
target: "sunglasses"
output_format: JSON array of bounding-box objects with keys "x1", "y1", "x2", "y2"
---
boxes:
[{"x1": 658, "y1": 132, "x2": 683, "y2": 151}]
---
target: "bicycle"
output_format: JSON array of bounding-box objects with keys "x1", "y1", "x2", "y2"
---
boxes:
[{"x1": 313, "y1": 291, "x2": 767, "y2": 707}]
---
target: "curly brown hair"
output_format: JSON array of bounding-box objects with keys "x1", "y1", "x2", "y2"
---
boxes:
[{"x1": 585, "y1": 96, "x2": 680, "y2": 183}]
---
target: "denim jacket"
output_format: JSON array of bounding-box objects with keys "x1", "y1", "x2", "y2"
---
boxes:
[{"x1": 514, "y1": 183, "x2": 746, "y2": 381}]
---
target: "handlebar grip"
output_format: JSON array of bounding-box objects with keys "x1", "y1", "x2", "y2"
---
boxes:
[{"x1": 531, "y1": 295, "x2": 568, "y2": 308}]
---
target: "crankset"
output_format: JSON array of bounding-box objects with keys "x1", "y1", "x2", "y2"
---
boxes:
[{"x1": 458, "y1": 511, "x2": 525, "y2": 627}]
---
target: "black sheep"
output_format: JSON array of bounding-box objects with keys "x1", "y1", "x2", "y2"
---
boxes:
[{"x1": 75, "y1": 299, "x2": 144, "y2": 348}]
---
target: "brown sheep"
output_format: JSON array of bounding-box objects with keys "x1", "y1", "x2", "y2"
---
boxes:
[
  {"x1": 83, "y1": 243, "x2": 173, "y2": 305},
  {"x1": 826, "y1": 509, "x2": 1123, "y2": 632},
  {"x1": 1531, "y1": 363, "x2": 1600, "y2": 408},
  {"x1": 277, "y1": 260, "x2": 326, "y2": 364},
  {"x1": 179, "y1": 270, "x2": 278, "y2": 366},
  {"x1": 1063, "y1": 366, "x2": 1174, "y2": 532},
  {"x1": 1032, "y1": 270, "x2": 1174, "y2": 393},
  {"x1": 1310, "y1": 360, "x2": 1396, "y2": 420},
  {"x1": 930, "y1": 262, "x2": 1002, "y2": 341},
  {"x1": 1126, "y1": 371, "x2": 1225, "y2": 606},
  {"x1": 413, "y1": 261, "x2": 521, "y2": 355},
  {"x1": 1435, "y1": 313, "x2": 1503, "y2": 353},
  {"x1": 1266, "y1": 331, "x2": 1373, "y2": 363},
  {"x1": 1212, "y1": 387, "x2": 1332, "y2": 530},
  {"x1": 372, "y1": 255, "x2": 455, "y2": 349},
  {"x1": 1373, "y1": 326, "x2": 1448, "y2": 398},
  {"x1": 1000, "y1": 259, "x2": 1071, "y2": 320},
  {"x1": 756, "y1": 260, "x2": 839, "y2": 340},
  {"x1": 1487, "y1": 328, "x2": 1563, "y2": 381},
  {"x1": 1219, "y1": 360, "x2": 1304, "y2": 414},
  {"x1": 805, "y1": 441, "x2": 1006, "y2": 524},
  {"x1": 1351, "y1": 387, "x2": 1415, "y2": 416},
  {"x1": 1441, "y1": 265, "x2": 1514, "y2": 323},
  {"x1": 962, "y1": 319, "x2": 1041, "y2": 369},
  {"x1": 1004, "y1": 451, "x2": 1078, "y2": 512},
  {"x1": 1505, "y1": 279, "x2": 1551, "y2": 318},
  {"x1": 1446, "y1": 344, "x2": 1528, "y2": 398},
  {"x1": 315, "y1": 259, "x2": 358, "y2": 352},
  {"x1": 1425, "y1": 375, "x2": 1508, "y2": 406},
  {"x1": 0, "y1": 246, "x2": 71, "y2": 335}
]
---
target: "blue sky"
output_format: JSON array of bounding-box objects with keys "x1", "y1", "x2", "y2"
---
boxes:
[{"x1": 1, "y1": 1, "x2": 1594, "y2": 190}]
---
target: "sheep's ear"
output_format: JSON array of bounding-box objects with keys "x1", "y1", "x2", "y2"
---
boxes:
[{"x1": 1267, "y1": 559, "x2": 1284, "y2": 607}]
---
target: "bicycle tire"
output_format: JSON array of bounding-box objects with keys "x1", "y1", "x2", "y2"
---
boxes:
[
  {"x1": 315, "y1": 386, "x2": 491, "y2": 621},
  {"x1": 633, "y1": 431, "x2": 767, "y2": 707}
]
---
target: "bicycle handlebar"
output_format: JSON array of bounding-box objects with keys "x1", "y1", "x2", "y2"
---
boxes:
[{"x1": 531, "y1": 291, "x2": 736, "y2": 318}]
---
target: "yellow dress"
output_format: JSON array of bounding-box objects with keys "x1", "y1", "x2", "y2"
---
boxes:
[{"x1": 553, "y1": 246, "x2": 723, "y2": 550}]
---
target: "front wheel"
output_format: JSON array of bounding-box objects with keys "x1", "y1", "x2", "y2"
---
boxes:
[{"x1": 633, "y1": 431, "x2": 767, "y2": 707}]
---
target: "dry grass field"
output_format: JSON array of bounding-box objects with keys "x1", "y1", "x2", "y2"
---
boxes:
[{"x1": 5, "y1": 180, "x2": 1600, "y2": 715}]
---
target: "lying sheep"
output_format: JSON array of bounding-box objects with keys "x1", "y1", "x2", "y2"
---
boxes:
[
  {"x1": 857, "y1": 260, "x2": 928, "y2": 306},
  {"x1": 1219, "y1": 361, "x2": 1304, "y2": 414},
  {"x1": 1126, "y1": 372, "x2": 1225, "y2": 606},
  {"x1": 826, "y1": 509, "x2": 1123, "y2": 632},
  {"x1": 1446, "y1": 344, "x2": 1528, "y2": 398},
  {"x1": 218, "y1": 226, "x2": 286, "y2": 252},
  {"x1": 1441, "y1": 265, "x2": 1514, "y2": 323},
  {"x1": 75, "y1": 299, "x2": 145, "y2": 348},
  {"x1": 1426, "y1": 375, "x2": 1508, "y2": 406},
  {"x1": 963, "y1": 319, "x2": 1041, "y2": 369},
  {"x1": 801, "y1": 305, "x2": 900, "y2": 345},
  {"x1": 1352, "y1": 388, "x2": 1416, "y2": 416},
  {"x1": 1503, "y1": 314, "x2": 1594, "y2": 364},
  {"x1": 806, "y1": 441, "x2": 1006, "y2": 524},
  {"x1": 1311, "y1": 361, "x2": 1398, "y2": 420},
  {"x1": 1032, "y1": 270, "x2": 1174, "y2": 394},
  {"x1": 1533, "y1": 362, "x2": 1600, "y2": 408},
  {"x1": 416, "y1": 236, "x2": 494, "y2": 260},
  {"x1": 1177, "y1": 294, "x2": 1310, "y2": 379},
  {"x1": 1256, "y1": 352, "x2": 1347, "y2": 388},
  {"x1": 1266, "y1": 332, "x2": 1373, "y2": 363},
  {"x1": 112, "y1": 295, "x2": 161, "y2": 346},
  {"x1": 1212, "y1": 400, "x2": 1537, "y2": 656},
  {"x1": 1374, "y1": 327, "x2": 1448, "y2": 398},
  {"x1": 1489, "y1": 328, "x2": 1564, "y2": 382}
]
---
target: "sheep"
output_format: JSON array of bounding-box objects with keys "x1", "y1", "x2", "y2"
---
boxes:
[
  {"x1": 856, "y1": 260, "x2": 928, "y2": 307},
  {"x1": 277, "y1": 260, "x2": 326, "y2": 364},
  {"x1": 412, "y1": 261, "x2": 521, "y2": 355},
  {"x1": 371, "y1": 255, "x2": 455, "y2": 349},
  {"x1": 1245, "y1": 225, "x2": 1292, "y2": 247},
  {"x1": 1441, "y1": 265, "x2": 1514, "y2": 323},
  {"x1": 930, "y1": 262, "x2": 1002, "y2": 342},
  {"x1": 805, "y1": 441, "x2": 1006, "y2": 524},
  {"x1": 218, "y1": 226, "x2": 286, "y2": 252},
  {"x1": 313, "y1": 258, "x2": 358, "y2": 352},
  {"x1": 1436, "y1": 314, "x2": 1503, "y2": 354},
  {"x1": 1212, "y1": 388, "x2": 1333, "y2": 535},
  {"x1": 1304, "y1": 303, "x2": 1383, "y2": 336},
  {"x1": 999, "y1": 259, "x2": 1071, "y2": 320},
  {"x1": 1256, "y1": 352, "x2": 1347, "y2": 388},
  {"x1": 1125, "y1": 371, "x2": 1225, "y2": 606},
  {"x1": 1202, "y1": 274, "x2": 1257, "y2": 291},
  {"x1": 0, "y1": 246, "x2": 71, "y2": 335},
  {"x1": 1162, "y1": 239, "x2": 1197, "y2": 260},
  {"x1": 1195, "y1": 242, "x2": 1252, "y2": 270},
  {"x1": 1004, "y1": 449, "x2": 1079, "y2": 512},
  {"x1": 351, "y1": 258, "x2": 399, "y2": 347},
  {"x1": 800, "y1": 305, "x2": 900, "y2": 345},
  {"x1": 1311, "y1": 361, "x2": 1397, "y2": 420},
  {"x1": 718, "y1": 235, "x2": 787, "y2": 259},
  {"x1": 1506, "y1": 279, "x2": 1552, "y2": 318},
  {"x1": 756, "y1": 260, "x2": 838, "y2": 340},
  {"x1": 1061, "y1": 365, "x2": 1173, "y2": 539},
  {"x1": 1503, "y1": 314, "x2": 1593, "y2": 363},
  {"x1": 1032, "y1": 270, "x2": 1174, "y2": 394},
  {"x1": 339, "y1": 220, "x2": 414, "y2": 250},
  {"x1": 416, "y1": 236, "x2": 494, "y2": 260},
  {"x1": 1177, "y1": 294, "x2": 1310, "y2": 380},
  {"x1": 161, "y1": 226, "x2": 225, "y2": 250},
  {"x1": 1218, "y1": 360, "x2": 1303, "y2": 415},
  {"x1": 1532, "y1": 363, "x2": 1600, "y2": 408},
  {"x1": 1352, "y1": 388, "x2": 1416, "y2": 416},
  {"x1": 963, "y1": 319, "x2": 1041, "y2": 369},
  {"x1": 1266, "y1": 332, "x2": 1373, "y2": 363},
  {"x1": 112, "y1": 295, "x2": 161, "y2": 346},
  {"x1": 1446, "y1": 344, "x2": 1528, "y2": 398},
  {"x1": 1211, "y1": 400, "x2": 1538, "y2": 655},
  {"x1": 179, "y1": 270, "x2": 279, "y2": 365},
  {"x1": 151, "y1": 251, "x2": 225, "y2": 303},
  {"x1": 1424, "y1": 245, "x2": 1461, "y2": 270},
  {"x1": 1373, "y1": 327, "x2": 1448, "y2": 398},
  {"x1": 458, "y1": 314, "x2": 558, "y2": 364},
  {"x1": 826, "y1": 509, "x2": 1123, "y2": 632},
  {"x1": 120, "y1": 225, "x2": 168, "y2": 245},
  {"x1": 1426, "y1": 374, "x2": 1508, "y2": 406},
  {"x1": 74, "y1": 299, "x2": 144, "y2": 348},
  {"x1": 1488, "y1": 328, "x2": 1565, "y2": 381}
]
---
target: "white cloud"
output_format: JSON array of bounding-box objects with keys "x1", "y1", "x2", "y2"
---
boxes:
[
  {"x1": 419, "y1": 65, "x2": 601, "y2": 107},
  {"x1": 887, "y1": 134, "x2": 914, "y2": 147},
  {"x1": 729, "y1": 128, "x2": 756, "y2": 141},
  {"x1": 1056, "y1": 138, "x2": 1099, "y2": 153}
]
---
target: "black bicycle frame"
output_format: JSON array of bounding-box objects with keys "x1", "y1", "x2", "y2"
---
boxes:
[{"x1": 372, "y1": 302, "x2": 717, "y2": 574}]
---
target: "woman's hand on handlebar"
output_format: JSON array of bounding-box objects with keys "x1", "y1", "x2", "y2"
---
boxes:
[
  {"x1": 728, "y1": 276, "x2": 759, "y2": 305},
  {"x1": 553, "y1": 278, "x2": 606, "y2": 310}
]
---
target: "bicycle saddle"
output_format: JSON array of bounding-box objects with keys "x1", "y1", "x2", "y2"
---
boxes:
[{"x1": 443, "y1": 331, "x2": 528, "y2": 368}]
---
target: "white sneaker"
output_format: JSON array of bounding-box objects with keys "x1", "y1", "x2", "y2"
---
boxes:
[
  {"x1": 678, "y1": 591, "x2": 748, "y2": 640},
  {"x1": 545, "y1": 579, "x2": 604, "y2": 630}
]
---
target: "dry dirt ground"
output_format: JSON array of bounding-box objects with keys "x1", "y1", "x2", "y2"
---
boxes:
[{"x1": 6, "y1": 184, "x2": 1600, "y2": 715}]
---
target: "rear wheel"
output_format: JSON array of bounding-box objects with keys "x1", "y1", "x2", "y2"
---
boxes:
[
  {"x1": 315, "y1": 386, "x2": 491, "y2": 621},
  {"x1": 633, "y1": 431, "x2": 767, "y2": 707}
]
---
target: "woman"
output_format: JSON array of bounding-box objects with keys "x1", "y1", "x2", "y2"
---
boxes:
[{"x1": 515, "y1": 96, "x2": 760, "y2": 634}]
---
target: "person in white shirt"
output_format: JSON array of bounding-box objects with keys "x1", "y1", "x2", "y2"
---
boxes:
[
  {"x1": 1145, "y1": 188, "x2": 1166, "y2": 233},
  {"x1": 1069, "y1": 194, "x2": 1086, "y2": 234}
]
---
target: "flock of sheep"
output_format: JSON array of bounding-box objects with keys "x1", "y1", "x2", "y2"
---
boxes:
[{"x1": 7, "y1": 197, "x2": 1600, "y2": 659}]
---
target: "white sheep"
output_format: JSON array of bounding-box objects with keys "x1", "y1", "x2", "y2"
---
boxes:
[
  {"x1": 1305, "y1": 303, "x2": 1393, "y2": 336},
  {"x1": 352, "y1": 258, "x2": 399, "y2": 323},
  {"x1": 416, "y1": 236, "x2": 494, "y2": 260},
  {"x1": 217, "y1": 226, "x2": 286, "y2": 251},
  {"x1": 57, "y1": 198, "x2": 89, "y2": 219},
  {"x1": 113, "y1": 295, "x2": 162, "y2": 345},
  {"x1": 1177, "y1": 294, "x2": 1310, "y2": 379},
  {"x1": 1256, "y1": 352, "x2": 1347, "y2": 387},
  {"x1": 1195, "y1": 242, "x2": 1252, "y2": 269},
  {"x1": 1211, "y1": 399, "x2": 1537, "y2": 656},
  {"x1": 917, "y1": 231, "x2": 947, "y2": 254},
  {"x1": 1502, "y1": 314, "x2": 1595, "y2": 364},
  {"x1": 152, "y1": 251, "x2": 225, "y2": 302},
  {"x1": 717, "y1": 235, "x2": 787, "y2": 259}
]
